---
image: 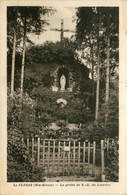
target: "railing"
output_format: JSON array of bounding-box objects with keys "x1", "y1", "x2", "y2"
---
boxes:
[{"x1": 26, "y1": 138, "x2": 96, "y2": 176}]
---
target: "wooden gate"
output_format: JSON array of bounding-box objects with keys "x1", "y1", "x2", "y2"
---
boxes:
[{"x1": 26, "y1": 138, "x2": 96, "y2": 176}]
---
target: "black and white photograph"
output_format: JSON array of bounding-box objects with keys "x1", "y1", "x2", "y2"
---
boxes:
[
  {"x1": 6, "y1": 6, "x2": 119, "y2": 183},
  {"x1": 1, "y1": 0, "x2": 127, "y2": 194}
]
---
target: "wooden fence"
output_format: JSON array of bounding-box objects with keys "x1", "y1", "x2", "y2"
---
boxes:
[{"x1": 26, "y1": 138, "x2": 96, "y2": 176}]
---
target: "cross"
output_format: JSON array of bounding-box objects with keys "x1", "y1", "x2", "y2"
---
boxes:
[{"x1": 50, "y1": 19, "x2": 74, "y2": 42}]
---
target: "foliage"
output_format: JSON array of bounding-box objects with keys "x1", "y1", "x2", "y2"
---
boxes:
[
  {"x1": 7, "y1": 33, "x2": 95, "y2": 137},
  {"x1": 26, "y1": 38, "x2": 78, "y2": 65},
  {"x1": 7, "y1": 126, "x2": 45, "y2": 182},
  {"x1": 78, "y1": 78, "x2": 118, "y2": 143},
  {"x1": 31, "y1": 87, "x2": 94, "y2": 127},
  {"x1": 7, "y1": 88, "x2": 38, "y2": 137},
  {"x1": 75, "y1": 7, "x2": 119, "y2": 78},
  {"x1": 7, "y1": 6, "x2": 54, "y2": 52},
  {"x1": 105, "y1": 138, "x2": 119, "y2": 181},
  {"x1": 8, "y1": 35, "x2": 95, "y2": 126},
  {"x1": 7, "y1": 6, "x2": 55, "y2": 90},
  {"x1": 7, "y1": 89, "x2": 45, "y2": 181}
]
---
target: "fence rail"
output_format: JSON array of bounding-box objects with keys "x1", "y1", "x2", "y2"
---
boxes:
[
  {"x1": 26, "y1": 138, "x2": 96, "y2": 176},
  {"x1": 24, "y1": 137, "x2": 118, "y2": 180}
]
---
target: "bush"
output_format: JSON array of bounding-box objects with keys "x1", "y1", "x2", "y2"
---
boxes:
[
  {"x1": 105, "y1": 138, "x2": 118, "y2": 182},
  {"x1": 7, "y1": 90, "x2": 45, "y2": 181},
  {"x1": 7, "y1": 126, "x2": 45, "y2": 182},
  {"x1": 7, "y1": 89, "x2": 37, "y2": 137}
]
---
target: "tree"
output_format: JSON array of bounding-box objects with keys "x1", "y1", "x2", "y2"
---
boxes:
[
  {"x1": 75, "y1": 7, "x2": 101, "y2": 120},
  {"x1": 18, "y1": 7, "x2": 54, "y2": 95},
  {"x1": 7, "y1": 6, "x2": 55, "y2": 95},
  {"x1": 95, "y1": 29, "x2": 100, "y2": 121},
  {"x1": 75, "y1": 7, "x2": 119, "y2": 121},
  {"x1": 7, "y1": 8, "x2": 18, "y2": 95},
  {"x1": 26, "y1": 38, "x2": 78, "y2": 65},
  {"x1": 99, "y1": 8, "x2": 118, "y2": 118},
  {"x1": 11, "y1": 9, "x2": 17, "y2": 95}
]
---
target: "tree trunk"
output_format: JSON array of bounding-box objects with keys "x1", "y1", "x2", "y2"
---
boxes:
[
  {"x1": 11, "y1": 30, "x2": 16, "y2": 95},
  {"x1": 105, "y1": 37, "x2": 110, "y2": 103},
  {"x1": 95, "y1": 35, "x2": 100, "y2": 121},
  {"x1": 20, "y1": 17, "x2": 26, "y2": 95},
  {"x1": 91, "y1": 44, "x2": 95, "y2": 95},
  {"x1": 105, "y1": 14, "x2": 110, "y2": 121},
  {"x1": 11, "y1": 9, "x2": 17, "y2": 95},
  {"x1": 105, "y1": 36, "x2": 110, "y2": 121},
  {"x1": 89, "y1": 37, "x2": 95, "y2": 95}
]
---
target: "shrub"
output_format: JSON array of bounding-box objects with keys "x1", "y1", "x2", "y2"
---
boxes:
[
  {"x1": 105, "y1": 138, "x2": 119, "y2": 182},
  {"x1": 7, "y1": 126, "x2": 45, "y2": 182},
  {"x1": 7, "y1": 89, "x2": 37, "y2": 137},
  {"x1": 7, "y1": 90, "x2": 45, "y2": 181}
]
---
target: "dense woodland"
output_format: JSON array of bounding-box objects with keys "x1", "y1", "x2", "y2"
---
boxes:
[{"x1": 7, "y1": 7, "x2": 118, "y2": 182}]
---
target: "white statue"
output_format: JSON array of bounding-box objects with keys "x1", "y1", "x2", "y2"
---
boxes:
[{"x1": 60, "y1": 74, "x2": 66, "y2": 91}]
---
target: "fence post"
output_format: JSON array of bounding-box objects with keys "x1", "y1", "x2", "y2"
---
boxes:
[
  {"x1": 63, "y1": 141, "x2": 65, "y2": 175},
  {"x1": 78, "y1": 142, "x2": 80, "y2": 174},
  {"x1": 53, "y1": 140, "x2": 55, "y2": 175},
  {"x1": 73, "y1": 141, "x2": 75, "y2": 175},
  {"x1": 32, "y1": 138, "x2": 34, "y2": 164},
  {"x1": 92, "y1": 141, "x2": 96, "y2": 176},
  {"x1": 37, "y1": 138, "x2": 40, "y2": 167},
  {"x1": 83, "y1": 142, "x2": 86, "y2": 175},
  {"x1": 43, "y1": 140, "x2": 45, "y2": 165},
  {"x1": 58, "y1": 141, "x2": 60, "y2": 175},
  {"x1": 68, "y1": 141, "x2": 70, "y2": 175},
  {"x1": 48, "y1": 141, "x2": 50, "y2": 175},
  {"x1": 88, "y1": 141, "x2": 90, "y2": 174},
  {"x1": 101, "y1": 140, "x2": 105, "y2": 181}
]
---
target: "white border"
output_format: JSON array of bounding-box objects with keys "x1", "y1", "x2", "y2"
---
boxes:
[{"x1": 0, "y1": 1, "x2": 127, "y2": 195}]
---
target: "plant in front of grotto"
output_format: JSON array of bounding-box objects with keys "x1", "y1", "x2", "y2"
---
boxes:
[
  {"x1": 7, "y1": 87, "x2": 42, "y2": 137},
  {"x1": 7, "y1": 88, "x2": 45, "y2": 181},
  {"x1": 7, "y1": 126, "x2": 45, "y2": 182}
]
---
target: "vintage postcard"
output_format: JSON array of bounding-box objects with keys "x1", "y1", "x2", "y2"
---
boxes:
[{"x1": 0, "y1": 0, "x2": 127, "y2": 194}]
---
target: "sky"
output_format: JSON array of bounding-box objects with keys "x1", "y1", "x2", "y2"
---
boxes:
[{"x1": 29, "y1": 7, "x2": 77, "y2": 45}]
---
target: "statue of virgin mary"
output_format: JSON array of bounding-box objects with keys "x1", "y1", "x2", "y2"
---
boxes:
[{"x1": 60, "y1": 74, "x2": 66, "y2": 91}]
